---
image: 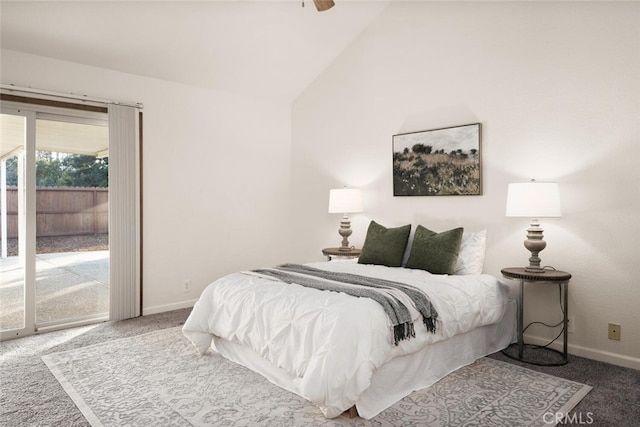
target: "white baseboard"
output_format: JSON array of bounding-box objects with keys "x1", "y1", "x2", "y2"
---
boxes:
[
  {"x1": 142, "y1": 299, "x2": 197, "y2": 316},
  {"x1": 524, "y1": 333, "x2": 640, "y2": 371}
]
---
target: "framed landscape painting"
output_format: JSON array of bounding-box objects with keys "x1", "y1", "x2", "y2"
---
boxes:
[{"x1": 392, "y1": 123, "x2": 482, "y2": 196}]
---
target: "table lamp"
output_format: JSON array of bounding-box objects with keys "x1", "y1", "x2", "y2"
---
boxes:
[
  {"x1": 505, "y1": 180, "x2": 561, "y2": 273},
  {"x1": 328, "y1": 188, "x2": 363, "y2": 251}
]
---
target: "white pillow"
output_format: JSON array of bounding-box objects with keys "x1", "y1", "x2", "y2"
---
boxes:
[{"x1": 455, "y1": 230, "x2": 487, "y2": 275}]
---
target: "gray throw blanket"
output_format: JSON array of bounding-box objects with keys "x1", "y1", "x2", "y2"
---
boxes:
[{"x1": 251, "y1": 263, "x2": 438, "y2": 345}]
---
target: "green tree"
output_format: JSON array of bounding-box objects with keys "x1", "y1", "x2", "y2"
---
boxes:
[
  {"x1": 3, "y1": 157, "x2": 18, "y2": 186},
  {"x1": 36, "y1": 157, "x2": 68, "y2": 187},
  {"x1": 2, "y1": 153, "x2": 108, "y2": 188},
  {"x1": 62, "y1": 155, "x2": 108, "y2": 187}
]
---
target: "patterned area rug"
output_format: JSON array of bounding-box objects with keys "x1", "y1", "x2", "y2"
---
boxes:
[{"x1": 42, "y1": 327, "x2": 591, "y2": 427}]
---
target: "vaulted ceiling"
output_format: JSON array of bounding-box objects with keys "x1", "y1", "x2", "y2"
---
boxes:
[{"x1": 0, "y1": 1, "x2": 392, "y2": 102}]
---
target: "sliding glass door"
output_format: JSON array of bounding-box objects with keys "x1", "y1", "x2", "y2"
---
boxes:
[
  {"x1": 0, "y1": 110, "x2": 36, "y2": 338},
  {"x1": 34, "y1": 116, "x2": 110, "y2": 328},
  {"x1": 0, "y1": 107, "x2": 110, "y2": 339}
]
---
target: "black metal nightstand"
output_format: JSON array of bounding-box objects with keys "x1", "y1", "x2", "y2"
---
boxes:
[{"x1": 501, "y1": 267, "x2": 572, "y2": 366}]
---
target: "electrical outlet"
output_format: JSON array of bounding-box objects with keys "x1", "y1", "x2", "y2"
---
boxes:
[
  {"x1": 608, "y1": 323, "x2": 621, "y2": 340},
  {"x1": 183, "y1": 280, "x2": 191, "y2": 293},
  {"x1": 567, "y1": 316, "x2": 575, "y2": 333}
]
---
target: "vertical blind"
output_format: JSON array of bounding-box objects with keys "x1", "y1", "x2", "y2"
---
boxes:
[{"x1": 108, "y1": 105, "x2": 141, "y2": 320}]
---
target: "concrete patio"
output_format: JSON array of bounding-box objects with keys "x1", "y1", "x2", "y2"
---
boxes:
[{"x1": 0, "y1": 250, "x2": 109, "y2": 331}]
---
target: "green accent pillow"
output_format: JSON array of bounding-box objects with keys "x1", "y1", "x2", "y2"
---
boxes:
[
  {"x1": 406, "y1": 225, "x2": 464, "y2": 274},
  {"x1": 358, "y1": 221, "x2": 411, "y2": 267}
]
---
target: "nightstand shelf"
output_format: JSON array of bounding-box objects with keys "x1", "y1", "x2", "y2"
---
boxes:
[
  {"x1": 501, "y1": 267, "x2": 572, "y2": 366},
  {"x1": 322, "y1": 247, "x2": 361, "y2": 261}
]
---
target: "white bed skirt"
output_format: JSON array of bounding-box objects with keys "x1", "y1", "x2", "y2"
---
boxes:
[{"x1": 209, "y1": 299, "x2": 517, "y2": 419}]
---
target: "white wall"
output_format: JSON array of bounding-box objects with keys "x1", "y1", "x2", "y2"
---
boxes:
[
  {"x1": 292, "y1": 2, "x2": 640, "y2": 369},
  {"x1": 1, "y1": 49, "x2": 293, "y2": 314}
]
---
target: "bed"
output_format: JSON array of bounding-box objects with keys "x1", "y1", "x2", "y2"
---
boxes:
[{"x1": 182, "y1": 222, "x2": 516, "y2": 419}]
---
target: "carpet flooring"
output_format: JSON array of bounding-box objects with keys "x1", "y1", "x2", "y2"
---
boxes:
[{"x1": 1, "y1": 308, "x2": 639, "y2": 426}]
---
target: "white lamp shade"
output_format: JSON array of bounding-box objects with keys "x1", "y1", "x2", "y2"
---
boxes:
[
  {"x1": 328, "y1": 188, "x2": 363, "y2": 214},
  {"x1": 505, "y1": 181, "x2": 562, "y2": 218}
]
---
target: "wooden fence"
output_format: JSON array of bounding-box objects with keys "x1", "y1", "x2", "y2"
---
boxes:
[{"x1": 1, "y1": 187, "x2": 108, "y2": 238}]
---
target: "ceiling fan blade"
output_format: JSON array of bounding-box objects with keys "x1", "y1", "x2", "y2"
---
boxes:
[{"x1": 313, "y1": 0, "x2": 335, "y2": 12}]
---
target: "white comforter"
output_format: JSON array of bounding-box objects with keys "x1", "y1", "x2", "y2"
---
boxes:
[{"x1": 182, "y1": 262, "x2": 509, "y2": 418}]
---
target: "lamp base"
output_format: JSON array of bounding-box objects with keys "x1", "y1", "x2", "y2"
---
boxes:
[
  {"x1": 523, "y1": 219, "x2": 547, "y2": 273},
  {"x1": 337, "y1": 214, "x2": 353, "y2": 251}
]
